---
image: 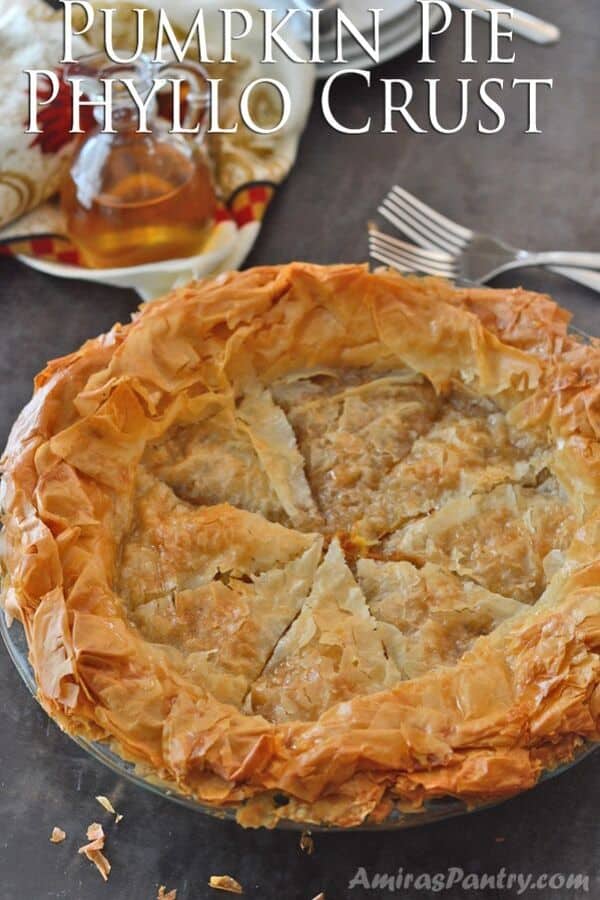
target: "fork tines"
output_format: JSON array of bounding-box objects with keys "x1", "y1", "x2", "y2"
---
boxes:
[
  {"x1": 379, "y1": 186, "x2": 473, "y2": 254},
  {"x1": 368, "y1": 227, "x2": 457, "y2": 278}
]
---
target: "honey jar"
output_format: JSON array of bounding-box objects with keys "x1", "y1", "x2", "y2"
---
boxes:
[{"x1": 61, "y1": 52, "x2": 216, "y2": 269}]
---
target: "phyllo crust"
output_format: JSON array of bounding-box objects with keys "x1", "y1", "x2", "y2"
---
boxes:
[{"x1": 1, "y1": 264, "x2": 598, "y2": 827}]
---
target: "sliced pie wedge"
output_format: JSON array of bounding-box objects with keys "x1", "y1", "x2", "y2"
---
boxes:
[
  {"x1": 356, "y1": 559, "x2": 527, "y2": 679},
  {"x1": 353, "y1": 396, "x2": 548, "y2": 541},
  {"x1": 237, "y1": 386, "x2": 321, "y2": 530},
  {"x1": 141, "y1": 404, "x2": 285, "y2": 521},
  {"x1": 383, "y1": 480, "x2": 576, "y2": 603},
  {"x1": 132, "y1": 539, "x2": 323, "y2": 706},
  {"x1": 119, "y1": 471, "x2": 318, "y2": 608},
  {"x1": 246, "y1": 538, "x2": 400, "y2": 722}
]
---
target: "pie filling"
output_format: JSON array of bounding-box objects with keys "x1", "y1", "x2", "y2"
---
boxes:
[{"x1": 119, "y1": 367, "x2": 575, "y2": 723}]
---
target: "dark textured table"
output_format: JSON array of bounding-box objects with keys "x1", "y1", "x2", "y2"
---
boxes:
[{"x1": 1, "y1": 2, "x2": 599, "y2": 898}]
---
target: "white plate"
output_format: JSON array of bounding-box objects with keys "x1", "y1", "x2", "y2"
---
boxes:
[
  {"x1": 316, "y1": 5, "x2": 442, "y2": 77},
  {"x1": 18, "y1": 220, "x2": 239, "y2": 300},
  {"x1": 315, "y1": 0, "x2": 418, "y2": 48},
  {"x1": 279, "y1": 1, "x2": 417, "y2": 52},
  {"x1": 336, "y1": 5, "x2": 422, "y2": 62},
  {"x1": 322, "y1": 0, "x2": 414, "y2": 34}
]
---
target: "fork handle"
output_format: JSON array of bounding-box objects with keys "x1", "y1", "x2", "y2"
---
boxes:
[
  {"x1": 448, "y1": 0, "x2": 560, "y2": 45},
  {"x1": 550, "y1": 266, "x2": 600, "y2": 294},
  {"x1": 523, "y1": 252, "x2": 600, "y2": 269}
]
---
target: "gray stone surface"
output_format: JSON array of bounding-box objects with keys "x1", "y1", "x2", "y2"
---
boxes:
[{"x1": 0, "y1": 2, "x2": 598, "y2": 898}]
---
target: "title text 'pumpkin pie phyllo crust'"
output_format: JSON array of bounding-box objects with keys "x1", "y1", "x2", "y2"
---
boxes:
[{"x1": 1, "y1": 264, "x2": 599, "y2": 827}]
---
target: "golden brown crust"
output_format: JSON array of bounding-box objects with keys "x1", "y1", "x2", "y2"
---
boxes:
[{"x1": 1, "y1": 264, "x2": 599, "y2": 827}]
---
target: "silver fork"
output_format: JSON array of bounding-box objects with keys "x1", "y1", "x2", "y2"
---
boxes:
[
  {"x1": 369, "y1": 230, "x2": 457, "y2": 278},
  {"x1": 370, "y1": 186, "x2": 600, "y2": 293}
]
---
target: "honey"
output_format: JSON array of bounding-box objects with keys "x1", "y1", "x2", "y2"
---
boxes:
[{"x1": 61, "y1": 134, "x2": 216, "y2": 269}]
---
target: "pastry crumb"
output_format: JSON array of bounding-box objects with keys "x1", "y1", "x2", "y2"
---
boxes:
[
  {"x1": 87, "y1": 848, "x2": 111, "y2": 881},
  {"x1": 96, "y1": 795, "x2": 123, "y2": 822},
  {"x1": 50, "y1": 827, "x2": 66, "y2": 843},
  {"x1": 299, "y1": 830, "x2": 314, "y2": 854},
  {"x1": 86, "y1": 822, "x2": 105, "y2": 842},
  {"x1": 209, "y1": 875, "x2": 243, "y2": 894},
  {"x1": 78, "y1": 843, "x2": 111, "y2": 881},
  {"x1": 96, "y1": 795, "x2": 116, "y2": 814},
  {"x1": 158, "y1": 887, "x2": 177, "y2": 900},
  {"x1": 78, "y1": 822, "x2": 111, "y2": 881}
]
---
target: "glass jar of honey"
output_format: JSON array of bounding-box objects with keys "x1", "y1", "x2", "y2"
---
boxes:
[{"x1": 61, "y1": 52, "x2": 217, "y2": 269}]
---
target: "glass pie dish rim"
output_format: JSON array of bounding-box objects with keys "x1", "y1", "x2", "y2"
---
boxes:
[{"x1": 2, "y1": 603, "x2": 597, "y2": 831}]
